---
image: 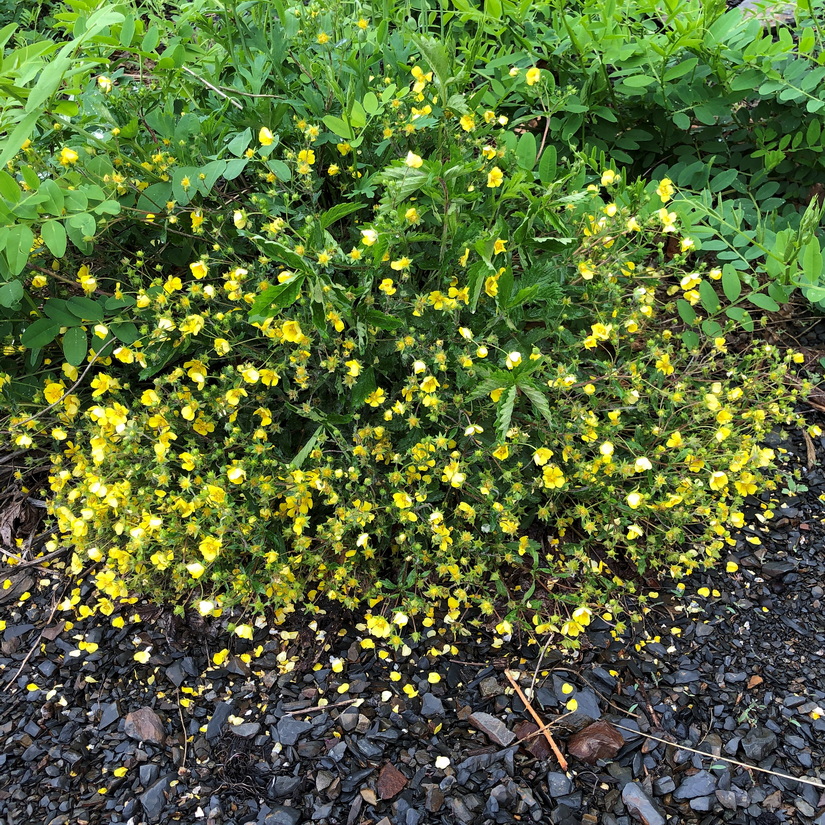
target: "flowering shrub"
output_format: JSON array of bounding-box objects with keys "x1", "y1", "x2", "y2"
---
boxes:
[{"x1": 1, "y1": 0, "x2": 813, "y2": 640}]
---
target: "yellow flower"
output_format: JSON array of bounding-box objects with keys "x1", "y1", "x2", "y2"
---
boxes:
[
  {"x1": 227, "y1": 465, "x2": 246, "y2": 484},
  {"x1": 190, "y1": 260, "x2": 208, "y2": 279},
  {"x1": 337, "y1": 142, "x2": 352, "y2": 155},
  {"x1": 708, "y1": 471, "x2": 728, "y2": 491},
  {"x1": 505, "y1": 351, "x2": 521, "y2": 370},
  {"x1": 393, "y1": 492, "x2": 413, "y2": 509},
  {"x1": 390, "y1": 257, "x2": 411, "y2": 271},
  {"x1": 459, "y1": 114, "x2": 475, "y2": 132},
  {"x1": 97, "y1": 75, "x2": 113, "y2": 93},
  {"x1": 361, "y1": 228, "x2": 378, "y2": 246},
  {"x1": 213, "y1": 648, "x2": 229, "y2": 666},
  {"x1": 327, "y1": 164, "x2": 340, "y2": 175},
  {"x1": 525, "y1": 67, "x2": 541, "y2": 86},
  {"x1": 317, "y1": 31, "x2": 329, "y2": 44},
  {"x1": 404, "y1": 207, "x2": 420, "y2": 224},
  {"x1": 297, "y1": 149, "x2": 316, "y2": 165},
  {"x1": 404, "y1": 151, "x2": 423, "y2": 168},
  {"x1": 481, "y1": 145, "x2": 497, "y2": 160},
  {"x1": 379, "y1": 278, "x2": 396, "y2": 295},
  {"x1": 357, "y1": 17, "x2": 369, "y2": 28},
  {"x1": 345, "y1": 360, "x2": 361, "y2": 377},
  {"x1": 281, "y1": 320, "x2": 303, "y2": 342},
  {"x1": 59, "y1": 147, "x2": 79, "y2": 165},
  {"x1": 235, "y1": 624, "x2": 253, "y2": 639},
  {"x1": 441, "y1": 461, "x2": 466, "y2": 488},
  {"x1": 191, "y1": 209, "x2": 204, "y2": 230},
  {"x1": 656, "y1": 178, "x2": 675, "y2": 203},
  {"x1": 486, "y1": 166, "x2": 504, "y2": 188},
  {"x1": 601, "y1": 169, "x2": 617, "y2": 186},
  {"x1": 533, "y1": 447, "x2": 554, "y2": 466},
  {"x1": 492, "y1": 444, "x2": 509, "y2": 460},
  {"x1": 542, "y1": 465, "x2": 566, "y2": 489},
  {"x1": 186, "y1": 562, "x2": 206, "y2": 579},
  {"x1": 626, "y1": 492, "x2": 643, "y2": 509},
  {"x1": 493, "y1": 238, "x2": 507, "y2": 255},
  {"x1": 634, "y1": 456, "x2": 652, "y2": 472},
  {"x1": 666, "y1": 431, "x2": 683, "y2": 448},
  {"x1": 259, "y1": 127, "x2": 274, "y2": 146},
  {"x1": 365, "y1": 388, "x2": 386, "y2": 407}
]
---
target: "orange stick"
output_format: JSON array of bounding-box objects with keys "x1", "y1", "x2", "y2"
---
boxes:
[{"x1": 505, "y1": 669, "x2": 568, "y2": 770}]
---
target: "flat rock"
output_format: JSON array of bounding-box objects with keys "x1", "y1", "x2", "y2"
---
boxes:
[
  {"x1": 673, "y1": 770, "x2": 717, "y2": 800},
  {"x1": 741, "y1": 726, "x2": 778, "y2": 761},
  {"x1": 622, "y1": 782, "x2": 665, "y2": 825},
  {"x1": 567, "y1": 721, "x2": 624, "y2": 764},
  {"x1": 546, "y1": 771, "x2": 573, "y2": 797},
  {"x1": 469, "y1": 712, "x2": 516, "y2": 747},
  {"x1": 230, "y1": 721, "x2": 260, "y2": 738},
  {"x1": 421, "y1": 693, "x2": 445, "y2": 718},
  {"x1": 124, "y1": 707, "x2": 165, "y2": 744},
  {"x1": 376, "y1": 762, "x2": 407, "y2": 800},
  {"x1": 139, "y1": 773, "x2": 175, "y2": 822},
  {"x1": 207, "y1": 701, "x2": 233, "y2": 741},
  {"x1": 276, "y1": 716, "x2": 311, "y2": 746},
  {"x1": 263, "y1": 806, "x2": 303, "y2": 825}
]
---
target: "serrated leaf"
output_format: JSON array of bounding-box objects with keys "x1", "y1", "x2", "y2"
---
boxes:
[
  {"x1": 248, "y1": 275, "x2": 305, "y2": 320},
  {"x1": 319, "y1": 201, "x2": 366, "y2": 230},
  {"x1": 519, "y1": 381, "x2": 553, "y2": 426},
  {"x1": 351, "y1": 366, "x2": 376, "y2": 408},
  {"x1": 362, "y1": 308, "x2": 403, "y2": 330},
  {"x1": 495, "y1": 385, "x2": 517, "y2": 444},
  {"x1": 254, "y1": 240, "x2": 313, "y2": 275}
]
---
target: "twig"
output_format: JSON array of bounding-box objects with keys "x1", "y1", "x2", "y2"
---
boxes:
[
  {"x1": 611, "y1": 722, "x2": 825, "y2": 789},
  {"x1": 0, "y1": 546, "x2": 67, "y2": 570},
  {"x1": 182, "y1": 66, "x2": 243, "y2": 110},
  {"x1": 283, "y1": 696, "x2": 361, "y2": 716},
  {"x1": 2, "y1": 338, "x2": 115, "y2": 433},
  {"x1": 5, "y1": 577, "x2": 71, "y2": 690},
  {"x1": 511, "y1": 709, "x2": 574, "y2": 747},
  {"x1": 505, "y1": 669, "x2": 568, "y2": 770}
]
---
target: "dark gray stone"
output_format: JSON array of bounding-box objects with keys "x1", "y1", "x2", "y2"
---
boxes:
[
  {"x1": 468, "y1": 712, "x2": 515, "y2": 746},
  {"x1": 716, "y1": 790, "x2": 737, "y2": 810},
  {"x1": 421, "y1": 693, "x2": 444, "y2": 718},
  {"x1": 264, "y1": 806, "x2": 303, "y2": 825},
  {"x1": 674, "y1": 771, "x2": 717, "y2": 800},
  {"x1": 741, "y1": 726, "x2": 777, "y2": 761},
  {"x1": 276, "y1": 716, "x2": 311, "y2": 746},
  {"x1": 207, "y1": 702, "x2": 233, "y2": 741},
  {"x1": 139, "y1": 764, "x2": 159, "y2": 787},
  {"x1": 622, "y1": 782, "x2": 665, "y2": 825},
  {"x1": 99, "y1": 702, "x2": 119, "y2": 730},
  {"x1": 230, "y1": 722, "x2": 261, "y2": 738},
  {"x1": 139, "y1": 773, "x2": 175, "y2": 822},
  {"x1": 689, "y1": 796, "x2": 714, "y2": 812},
  {"x1": 546, "y1": 772, "x2": 572, "y2": 797},
  {"x1": 653, "y1": 776, "x2": 675, "y2": 796}
]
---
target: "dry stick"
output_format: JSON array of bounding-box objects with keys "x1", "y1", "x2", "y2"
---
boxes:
[
  {"x1": 611, "y1": 723, "x2": 825, "y2": 790},
  {"x1": 505, "y1": 669, "x2": 568, "y2": 771},
  {"x1": 176, "y1": 689, "x2": 189, "y2": 772},
  {"x1": 181, "y1": 66, "x2": 243, "y2": 110},
  {"x1": 283, "y1": 696, "x2": 361, "y2": 716},
  {"x1": 5, "y1": 577, "x2": 71, "y2": 689},
  {"x1": 0, "y1": 546, "x2": 68, "y2": 570}
]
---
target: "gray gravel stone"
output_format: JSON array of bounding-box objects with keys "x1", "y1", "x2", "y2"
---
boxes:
[
  {"x1": 546, "y1": 772, "x2": 572, "y2": 797},
  {"x1": 139, "y1": 773, "x2": 175, "y2": 822},
  {"x1": 673, "y1": 771, "x2": 717, "y2": 800},
  {"x1": 741, "y1": 726, "x2": 778, "y2": 760},
  {"x1": 421, "y1": 693, "x2": 445, "y2": 718},
  {"x1": 622, "y1": 782, "x2": 665, "y2": 825},
  {"x1": 207, "y1": 701, "x2": 233, "y2": 741},
  {"x1": 263, "y1": 806, "x2": 303, "y2": 825},
  {"x1": 276, "y1": 716, "x2": 311, "y2": 746},
  {"x1": 468, "y1": 712, "x2": 515, "y2": 746}
]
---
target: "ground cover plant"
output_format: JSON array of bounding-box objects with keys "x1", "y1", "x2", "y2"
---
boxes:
[{"x1": 0, "y1": 0, "x2": 821, "y2": 645}]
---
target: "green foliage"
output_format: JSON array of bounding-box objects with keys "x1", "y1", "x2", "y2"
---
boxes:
[{"x1": 0, "y1": 0, "x2": 817, "y2": 639}]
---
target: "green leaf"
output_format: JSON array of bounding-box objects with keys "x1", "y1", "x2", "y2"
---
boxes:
[
  {"x1": 721, "y1": 266, "x2": 741, "y2": 301},
  {"x1": 41, "y1": 220, "x2": 67, "y2": 258},
  {"x1": 266, "y1": 158, "x2": 291, "y2": 181},
  {"x1": 141, "y1": 25, "x2": 160, "y2": 52},
  {"x1": 21, "y1": 317, "x2": 60, "y2": 349},
  {"x1": 681, "y1": 330, "x2": 699, "y2": 348},
  {"x1": 43, "y1": 299, "x2": 79, "y2": 325},
  {"x1": 322, "y1": 115, "x2": 353, "y2": 140},
  {"x1": 676, "y1": 298, "x2": 696, "y2": 325},
  {"x1": 4, "y1": 224, "x2": 33, "y2": 277},
  {"x1": 319, "y1": 201, "x2": 366, "y2": 230},
  {"x1": 701, "y1": 319, "x2": 723, "y2": 337},
  {"x1": 0, "y1": 279, "x2": 23, "y2": 308},
  {"x1": 290, "y1": 425, "x2": 324, "y2": 469},
  {"x1": 537, "y1": 146, "x2": 557, "y2": 185},
  {"x1": 363, "y1": 92, "x2": 380, "y2": 115},
  {"x1": 111, "y1": 321, "x2": 139, "y2": 344},
  {"x1": 0, "y1": 170, "x2": 20, "y2": 202},
  {"x1": 672, "y1": 112, "x2": 691, "y2": 130},
  {"x1": 62, "y1": 326, "x2": 87, "y2": 366},
  {"x1": 748, "y1": 293, "x2": 780, "y2": 312},
  {"x1": 226, "y1": 128, "x2": 253, "y2": 157},
  {"x1": 698, "y1": 281, "x2": 720, "y2": 314},
  {"x1": 351, "y1": 366, "x2": 376, "y2": 408},
  {"x1": 254, "y1": 240, "x2": 313, "y2": 275},
  {"x1": 65, "y1": 295, "x2": 104, "y2": 322},
  {"x1": 710, "y1": 168, "x2": 738, "y2": 193},
  {"x1": 119, "y1": 13, "x2": 135, "y2": 47},
  {"x1": 223, "y1": 159, "x2": 248, "y2": 180},
  {"x1": 362, "y1": 308, "x2": 403, "y2": 330},
  {"x1": 621, "y1": 74, "x2": 656, "y2": 88},
  {"x1": 519, "y1": 381, "x2": 553, "y2": 426},
  {"x1": 515, "y1": 131, "x2": 537, "y2": 170},
  {"x1": 248, "y1": 275, "x2": 305, "y2": 320},
  {"x1": 495, "y1": 385, "x2": 517, "y2": 443}
]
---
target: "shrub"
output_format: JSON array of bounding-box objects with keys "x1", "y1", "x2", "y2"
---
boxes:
[{"x1": 0, "y1": 0, "x2": 814, "y2": 641}]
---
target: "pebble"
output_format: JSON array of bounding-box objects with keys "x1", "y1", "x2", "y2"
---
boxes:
[
  {"x1": 124, "y1": 707, "x2": 166, "y2": 744},
  {"x1": 673, "y1": 771, "x2": 717, "y2": 800},
  {"x1": 622, "y1": 782, "x2": 665, "y2": 825},
  {"x1": 468, "y1": 712, "x2": 516, "y2": 747},
  {"x1": 741, "y1": 726, "x2": 778, "y2": 760}
]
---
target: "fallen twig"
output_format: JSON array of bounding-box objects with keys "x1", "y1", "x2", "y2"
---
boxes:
[
  {"x1": 611, "y1": 722, "x2": 825, "y2": 789},
  {"x1": 505, "y1": 669, "x2": 568, "y2": 770},
  {"x1": 283, "y1": 696, "x2": 361, "y2": 716}
]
